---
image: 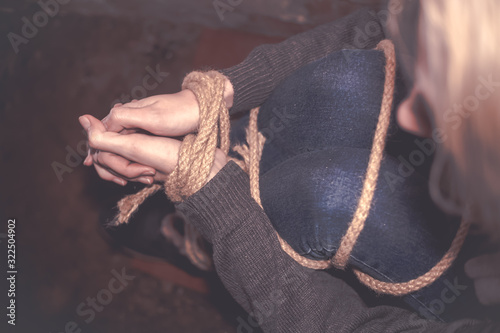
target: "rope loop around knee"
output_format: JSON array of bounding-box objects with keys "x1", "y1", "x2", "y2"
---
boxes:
[
  {"x1": 332, "y1": 39, "x2": 396, "y2": 269},
  {"x1": 240, "y1": 40, "x2": 470, "y2": 295}
]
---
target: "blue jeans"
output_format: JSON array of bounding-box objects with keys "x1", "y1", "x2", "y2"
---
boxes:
[{"x1": 230, "y1": 49, "x2": 498, "y2": 322}]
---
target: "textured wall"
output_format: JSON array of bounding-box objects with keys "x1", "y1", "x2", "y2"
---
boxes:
[{"x1": 2, "y1": 0, "x2": 386, "y2": 37}]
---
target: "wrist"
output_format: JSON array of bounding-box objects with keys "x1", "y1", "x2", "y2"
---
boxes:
[
  {"x1": 177, "y1": 88, "x2": 201, "y2": 132},
  {"x1": 208, "y1": 149, "x2": 228, "y2": 182},
  {"x1": 180, "y1": 77, "x2": 233, "y2": 129}
]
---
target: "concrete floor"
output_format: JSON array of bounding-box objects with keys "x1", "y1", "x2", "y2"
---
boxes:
[{"x1": 0, "y1": 1, "x2": 382, "y2": 332}]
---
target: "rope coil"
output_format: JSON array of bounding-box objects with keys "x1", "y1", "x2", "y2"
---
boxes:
[{"x1": 112, "y1": 40, "x2": 470, "y2": 295}]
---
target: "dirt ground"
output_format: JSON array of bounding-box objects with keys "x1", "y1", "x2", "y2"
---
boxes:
[{"x1": 0, "y1": 1, "x2": 381, "y2": 332}]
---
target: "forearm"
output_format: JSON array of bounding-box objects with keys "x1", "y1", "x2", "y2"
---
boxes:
[
  {"x1": 221, "y1": 8, "x2": 386, "y2": 114},
  {"x1": 177, "y1": 162, "x2": 489, "y2": 333}
]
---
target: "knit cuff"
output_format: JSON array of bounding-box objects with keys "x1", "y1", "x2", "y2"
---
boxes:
[
  {"x1": 219, "y1": 48, "x2": 277, "y2": 115},
  {"x1": 175, "y1": 161, "x2": 261, "y2": 243}
]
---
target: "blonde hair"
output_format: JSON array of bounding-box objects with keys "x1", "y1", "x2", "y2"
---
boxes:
[{"x1": 394, "y1": 0, "x2": 500, "y2": 237}]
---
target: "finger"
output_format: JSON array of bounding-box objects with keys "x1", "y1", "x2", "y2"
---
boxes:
[
  {"x1": 473, "y1": 277, "x2": 500, "y2": 306},
  {"x1": 94, "y1": 151, "x2": 156, "y2": 179},
  {"x1": 84, "y1": 114, "x2": 119, "y2": 152},
  {"x1": 113, "y1": 103, "x2": 123, "y2": 108},
  {"x1": 80, "y1": 124, "x2": 92, "y2": 166},
  {"x1": 83, "y1": 145, "x2": 93, "y2": 166},
  {"x1": 80, "y1": 115, "x2": 107, "y2": 147},
  {"x1": 136, "y1": 176, "x2": 154, "y2": 185},
  {"x1": 93, "y1": 163, "x2": 127, "y2": 186},
  {"x1": 83, "y1": 154, "x2": 93, "y2": 166},
  {"x1": 94, "y1": 156, "x2": 151, "y2": 184},
  {"x1": 87, "y1": 131, "x2": 181, "y2": 175},
  {"x1": 102, "y1": 105, "x2": 157, "y2": 133},
  {"x1": 465, "y1": 252, "x2": 500, "y2": 278}
]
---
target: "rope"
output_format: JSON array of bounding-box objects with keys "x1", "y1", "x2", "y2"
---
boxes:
[
  {"x1": 332, "y1": 40, "x2": 396, "y2": 269},
  {"x1": 110, "y1": 40, "x2": 470, "y2": 295},
  {"x1": 353, "y1": 217, "x2": 470, "y2": 295},
  {"x1": 166, "y1": 71, "x2": 231, "y2": 202},
  {"x1": 115, "y1": 185, "x2": 161, "y2": 225},
  {"x1": 111, "y1": 70, "x2": 231, "y2": 270}
]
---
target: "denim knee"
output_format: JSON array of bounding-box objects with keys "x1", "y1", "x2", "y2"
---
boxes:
[
  {"x1": 256, "y1": 49, "x2": 407, "y2": 174},
  {"x1": 260, "y1": 147, "x2": 459, "y2": 276}
]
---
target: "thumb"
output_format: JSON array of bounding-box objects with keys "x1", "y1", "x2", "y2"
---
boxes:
[
  {"x1": 79, "y1": 114, "x2": 112, "y2": 150},
  {"x1": 79, "y1": 114, "x2": 106, "y2": 133}
]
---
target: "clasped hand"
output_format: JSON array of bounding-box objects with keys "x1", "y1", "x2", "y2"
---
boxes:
[{"x1": 78, "y1": 89, "x2": 228, "y2": 187}]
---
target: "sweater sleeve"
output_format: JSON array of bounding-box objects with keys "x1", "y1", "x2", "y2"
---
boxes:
[
  {"x1": 220, "y1": 8, "x2": 386, "y2": 114},
  {"x1": 176, "y1": 161, "x2": 493, "y2": 333}
]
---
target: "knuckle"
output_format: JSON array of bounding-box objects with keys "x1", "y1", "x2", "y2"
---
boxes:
[
  {"x1": 113, "y1": 161, "x2": 128, "y2": 177},
  {"x1": 108, "y1": 155, "x2": 133, "y2": 176},
  {"x1": 109, "y1": 108, "x2": 120, "y2": 121}
]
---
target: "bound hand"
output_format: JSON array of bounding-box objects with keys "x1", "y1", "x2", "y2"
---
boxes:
[
  {"x1": 82, "y1": 78, "x2": 234, "y2": 185},
  {"x1": 102, "y1": 89, "x2": 202, "y2": 137},
  {"x1": 79, "y1": 115, "x2": 228, "y2": 186}
]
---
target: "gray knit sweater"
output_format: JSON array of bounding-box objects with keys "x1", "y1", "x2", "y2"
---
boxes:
[{"x1": 177, "y1": 8, "x2": 497, "y2": 333}]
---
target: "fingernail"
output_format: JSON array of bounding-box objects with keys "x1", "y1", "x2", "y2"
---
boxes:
[
  {"x1": 143, "y1": 170, "x2": 156, "y2": 176},
  {"x1": 79, "y1": 116, "x2": 91, "y2": 130},
  {"x1": 113, "y1": 178, "x2": 126, "y2": 186},
  {"x1": 138, "y1": 177, "x2": 152, "y2": 185}
]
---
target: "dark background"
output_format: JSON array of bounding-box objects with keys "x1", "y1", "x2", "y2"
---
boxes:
[{"x1": 0, "y1": 0, "x2": 383, "y2": 332}]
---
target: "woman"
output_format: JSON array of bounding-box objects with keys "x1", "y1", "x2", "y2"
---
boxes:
[{"x1": 79, "y1": 1, "x2": 500, "y2": 331}]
